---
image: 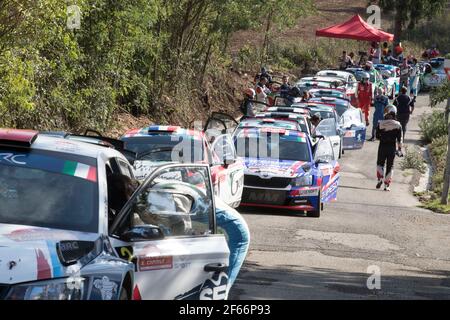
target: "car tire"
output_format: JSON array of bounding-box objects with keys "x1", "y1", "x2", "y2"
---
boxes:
[
  {"x1": 307, "y1": 192, "x2": 321, "y2": 218},
  {"x1": 119, "y1": 287, "x2": 129, "y2": 300}
]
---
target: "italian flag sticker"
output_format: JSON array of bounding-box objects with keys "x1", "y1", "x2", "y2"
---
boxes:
[{"x1": 63, "y1": 161, "x2": 97, "y2": 182}]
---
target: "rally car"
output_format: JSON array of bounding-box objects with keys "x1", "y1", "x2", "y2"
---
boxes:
[
  {"x1": 374, "y1": 64, "x2": 400, "y2": 98},
  {"x1": 315, "y1": 70, "x2": 359, "y2": 104},
  {"x1": 235, "y1": 127, "x2": 340, "y2": 217},
  {"x1": 308, "y1": 96, "x2": 353, "y2": 117},
  {"x1": 308, "y1": 88, "x2": 350, "y2": 101},
  {"x1": 120, "y1": 125, "x2": 244, "y2": 208},
  {"x1": 420, "y1": 57, "x2": 447, "y2": 91},
  {"x1": 296, "y1": 76, "x2": 346, "y2": 94},
  {"x1": 0, "y1": 129, "x2": 230, "y2": 300}
]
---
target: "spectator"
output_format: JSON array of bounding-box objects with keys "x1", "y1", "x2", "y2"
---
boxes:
[
  {"x1": 255, "y1": 76, "x2": 271, "y2": 111},
  {"x1": 399, "y1": 59, "x2": 411, "y2": 89},
  {"x1": 280, "y1": 75, "x2": 291, "y2": 92},
  {"x1": 371, "y1": 42, "x2": 382, "y2": 64},
  {"x1": 382, "y1": 42, "x2": 389, "y2": 56},
  {"x1": 393, "y1": 86, "x2": 414, "y2": 140},
  {"x1": 239, "y1": 88, "x2": 256, "y2": 118}
]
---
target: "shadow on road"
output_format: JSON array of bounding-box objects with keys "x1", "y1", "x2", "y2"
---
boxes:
[{"x1": 230, "y1": 263, "x2": 450, "y2": 300}]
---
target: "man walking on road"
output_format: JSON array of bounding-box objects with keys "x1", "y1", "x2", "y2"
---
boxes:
[
  {"x1": 394, "y1": 86, "x2": 414, "y2": 140},
  {"x1": 376, "y1": 105, "x2": 403, "y2": 191}
]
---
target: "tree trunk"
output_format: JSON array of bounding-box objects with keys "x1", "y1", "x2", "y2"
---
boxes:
[
  {"x1": 441, "y1": 97, "x2": 450, "y2": 205},
  {"x1": 393, "y1": 8, "x2": 403, "y2": 55},
  {"x1": 261, "y1": 11, "x2": 273, "y2": 66}
]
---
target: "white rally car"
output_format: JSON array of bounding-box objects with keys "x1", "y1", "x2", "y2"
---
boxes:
[
  {"x1": 120, "y1": 124, "x2": 244, "y2": 208},
  {"x1": 0, "y1": 129, "x2": 229, "y2": 300}
]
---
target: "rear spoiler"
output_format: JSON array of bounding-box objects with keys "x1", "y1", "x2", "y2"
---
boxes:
[{"x1": 0, "y1": 129, "x2": 39, "y2": 148}]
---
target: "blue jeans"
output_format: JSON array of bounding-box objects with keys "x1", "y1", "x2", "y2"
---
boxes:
[{"x1": 214, "y1": 197, "x2": 250, "y2": 287}]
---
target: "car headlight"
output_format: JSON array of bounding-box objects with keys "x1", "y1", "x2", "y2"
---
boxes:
[
  {"x1": 292, "y1": 175, "x2": 313, "y2": 187},
  {"x1": 6, "y1": 277, "x2": 85, "y2": 300}
]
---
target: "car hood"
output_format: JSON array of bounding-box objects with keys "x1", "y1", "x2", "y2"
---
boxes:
[
  {"x1": 0, "y1": 224, "x2": 100, "y2": 284},
  {"x1": 242, "y1": 158, "x2": 308, "y2": 177}
]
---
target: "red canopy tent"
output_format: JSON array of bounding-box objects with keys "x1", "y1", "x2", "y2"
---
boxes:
[{"x1": 315, "y1": 14, "x2": 394, "y2": 42}]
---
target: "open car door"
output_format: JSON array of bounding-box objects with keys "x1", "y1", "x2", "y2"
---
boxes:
[
  {"x1": 110, "y1": 164, "x2": 229, "y2": 300},
  {"x1": 314, "y1": 138, "x2": 340, "y2": 203},
  {"x1": 315, "y1": 118, "x2": 342, "y2": 159},
  {"x1": 204, "y1": 112, "x2": 239, "y2": 143},
  {"x1": 210, "y1": 134, "x2": 244, "y2": 208},
  {"x1": 339, "y1": 107, "x2": 366, "y2": 150}
]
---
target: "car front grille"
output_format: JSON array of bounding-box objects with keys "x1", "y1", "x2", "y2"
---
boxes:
[
  {"x1": 244, "y1": 175, "x2": 291, "y2": 189},
  {"x1": 242, "y1": 188, "x2": 287, "y2": 205}
]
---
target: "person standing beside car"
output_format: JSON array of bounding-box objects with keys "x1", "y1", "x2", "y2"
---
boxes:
[
  {"x1": 399, "y1": 59, "x2": 411, "y2": 89},
  {"x1": 357, "y1": 72, "x2": 373, "y2": 126},
  {"x1": 369, "y1": 88, "x2": 389, "y2": 141},
  {"x1": 239, "y1": 88, "x2": 257, "y2": 118},
  {"x1": 255, "y1": 76, "x2": 271, "y2": 111},
  {"x1": 409, "y1": 58, "x2": 420, "y2": 98},
  {"x1": 393, "y1": 86, "x2": 414, "y2": 140}
]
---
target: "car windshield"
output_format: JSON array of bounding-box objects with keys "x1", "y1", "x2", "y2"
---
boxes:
[
  {"x1": 235, "y1": 134, "x2": 311, "y2": 161},
  {"x1": 0, "y1": 149, "x2": 98, "y2": 233},
  {"x1": 316, "y1": 118, "x2": 338, "y2": 136},
  {"x1": 122, "y1": 135, "x2": 206, "y2": 163},
  {"x1": 309, "y1": 108, "x2": 335, "y2": 120},
  {"x1": 340, "y1": 108, "x2": 364, "y2": 128},
  {"x1": 238, "y1": 120, "x2": 298, "y2": 131}
]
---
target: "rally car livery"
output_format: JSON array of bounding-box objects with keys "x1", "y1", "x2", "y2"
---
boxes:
[
  {"x1": 0, "y1": 129, "x2": 230, "y2": 300},
  {"x1": 121, "y1": 125, "x2": 244, "y2": 208},
  {"x1": 235, "y1": 127, "x2": 340, "y2": 217},
  {"x1": 374, "y1": 64, "x2": 400, "y2": 98}
]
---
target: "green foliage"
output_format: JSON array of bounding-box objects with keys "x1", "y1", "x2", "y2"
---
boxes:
[
  {"x1": 430, "y1": 80, "x2": 450, "y2": 108},
  {"x1": 379, "y1": 0, "x2": 448, "y2": 30},
  {"x1": 3, "y1": 0, "x2": 314, "y2": 131},
  {"x1": 400, "y1": 146, "x2": 426, "y2": 174},
  {"x1": 419, "y1": 110, "x2": 447, "y2": 143}
]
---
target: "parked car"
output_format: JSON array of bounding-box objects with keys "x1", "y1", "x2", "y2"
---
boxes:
[
  {"x1": 235, "y1": 127, "x2": 340, "y2": 218},
  {"x1": 308, "y1": 88, "x2": 350, "y2": 101},
  {"x1": 420, "y1": 57, "x2": 447, "y2": 91},
  {"x1": 374, "y1": 64, "x2": 400, "y2": 98},
  {"x1": 338, "y1": 107, "x2": 367, "y2": 150},
  {"x1": 315, "y1": 70, "x2": 359, "y2": 104},
  {"x1": 0, "y1": 129, "x2": 230, "y2": 300},
  {"x1": 121, "y1": 125, "x2": 244, "y2": 209}
]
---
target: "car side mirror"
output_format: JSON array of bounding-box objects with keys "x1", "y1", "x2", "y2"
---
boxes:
[
  {"x1": 223, "y1": 157, "x2": 236, "y2": 167},
  {"x1": 315, "y1": 158, "x2": 329, "y2": 166},
  {"x1": 121, "y1": 225, "x2": 165, "y2": 242},
  {"x1": 313, "y1": 134, "x2": 325, "y2": 140}
]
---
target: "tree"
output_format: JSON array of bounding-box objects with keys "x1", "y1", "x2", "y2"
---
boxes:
[
  {"x1": 430, "y1": 80, "x2": 450, "y2": 205},
  {"x1": 252, "y1": 0, "x2": 314, "y2": 65},
  {"x1": 378, "y1": 0, "x2": 448, "y2": 45}
]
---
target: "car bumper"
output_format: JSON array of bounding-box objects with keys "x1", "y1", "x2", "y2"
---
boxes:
[
  {"x1": 240, "y1": 186, "x2": 320, "y2": 212},
  {"x1": 343, "y1": 128, "x2": 366, "y2": 150}
]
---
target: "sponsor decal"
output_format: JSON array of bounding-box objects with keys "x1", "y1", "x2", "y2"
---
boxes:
[
  {"x1": 296, "y1": 188, "x2": 319, "y2": 196},
  {"x1": 35, "y1": 249, "x2": 52, "y2": 280},
  {"x1": 138, "y1": 255, "x2": 173, "y2": 271},
  {"x1": 344, "y1": 130, "x2": 355, "y2": 138},
  {"x1": 5, "y1": 228, "x2": 77, "y2": 242},
  {"x1": 93, "y1": 276, "x2": 118, "y2": 300},
  {"x1": 175, "y1": 271, "x2": 229, "y2": 300}
]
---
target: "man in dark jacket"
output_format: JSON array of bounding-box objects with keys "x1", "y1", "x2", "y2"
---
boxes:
[
  {"x1": 375, "y1": 105, "x2": 403, "y2": 191},
  {"x1": 393, "y1": 86, "x2": 414, "y2": 140}
]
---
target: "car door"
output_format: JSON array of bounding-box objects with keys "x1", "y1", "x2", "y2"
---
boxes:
[
  {"x1": 109, "y1": 164, "x2": 230, "y2": 300},
  {"x1": 340, "y1": 107, "x2": 367, "y2": 150},
  {"x1": 315, "y1": 118, "x2": 341, "y2": 160},
  {"x1": 210, "y1": 134, "x2": 244, "y2": 208},
  {"x1": 314, "y1": 139, "x2": 340, "y2": 203},
  {"x1": 204, "y1": 112, "x2": 239, "y2": 143}
]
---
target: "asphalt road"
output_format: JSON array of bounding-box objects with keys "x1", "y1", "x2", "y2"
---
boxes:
[{"x1": 231, "y1": 94, "x2": 450, "y2": 300}]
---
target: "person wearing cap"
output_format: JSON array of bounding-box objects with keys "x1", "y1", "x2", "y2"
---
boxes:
[
  {"x1": 393, "y1": 86, "x2": 414, "y2": 140},
  {"x1": 375, "y1": 105, "x2": 403, "y2": 191},
  {"x1": 369, "y1": 87, "x2": 389, "y2": 141},
  {"x1": 357, "y1": 71, "x2": 373, "y2": 126}
]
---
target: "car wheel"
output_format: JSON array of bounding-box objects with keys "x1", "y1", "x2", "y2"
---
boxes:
[
  {"x1": 307, "y1": 192, "x2": 321, "y2": 218},
  {"x1": 119, "y1": 287, "x2": 129, "y2": 300}
]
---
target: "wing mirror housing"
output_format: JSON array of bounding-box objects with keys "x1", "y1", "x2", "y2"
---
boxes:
[
  {"x1": 121, "y1": 225, "x2": 165, "y2": 242},
  {"x1": 315, "y1": 158, "x2": 329, "y2": 166}
]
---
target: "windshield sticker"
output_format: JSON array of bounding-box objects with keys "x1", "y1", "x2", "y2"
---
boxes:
[{"x1": 0, "y1": 152, "x2": 97, "y2": 183}]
